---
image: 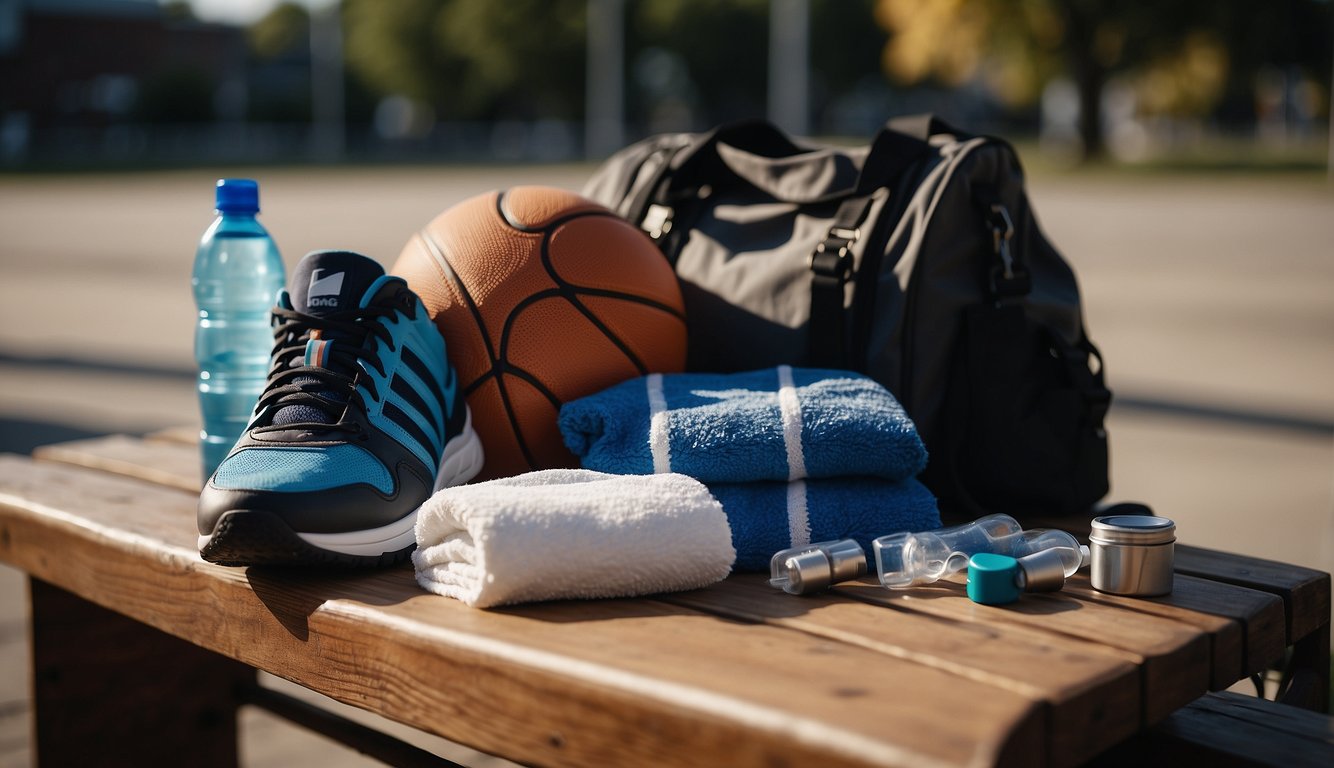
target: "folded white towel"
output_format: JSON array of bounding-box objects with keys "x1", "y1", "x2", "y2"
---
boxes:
[{"x1": 413, "y1": 469, "x2": 735, "y2": 608}]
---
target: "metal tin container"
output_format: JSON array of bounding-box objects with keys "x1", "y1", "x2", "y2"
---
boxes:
[{"x1": 1089, "y1": 515, "x2": 1176, "y2": 596}]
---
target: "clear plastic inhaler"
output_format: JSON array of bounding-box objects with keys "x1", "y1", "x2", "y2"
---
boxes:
[{"x1": 873, "y1": 514, "x2": 1088, "y2": 589}]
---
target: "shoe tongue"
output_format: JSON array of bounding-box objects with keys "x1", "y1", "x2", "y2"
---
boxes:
[
  {"x1": 290, "y1": 250, "x2": 385, "y2": 316},
  {"x1": 270, "y1": 250, "x2": 386, "y2": 428}
]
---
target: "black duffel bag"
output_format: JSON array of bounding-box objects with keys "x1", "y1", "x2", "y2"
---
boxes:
[{"x1": 582, "y1": 116, "x2": 1111, "y2": 521}]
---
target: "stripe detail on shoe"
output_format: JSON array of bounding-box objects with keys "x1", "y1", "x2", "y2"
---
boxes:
[
  {"x1": 383, "y1": 401, "x2": 438, "y2": 469},
  {"x1": 400, "y1": 345, "x2": 448, "y2": 420},
  {"x1": 390, "y1": 372, "x2": 443, "y2": 443},
  {"x1": 304, "y1": 338, "x2": 334, "y2": 368}
]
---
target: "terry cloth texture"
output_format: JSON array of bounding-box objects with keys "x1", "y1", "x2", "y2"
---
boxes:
[
  {"x1": 413, "y1": 469, "x2": 735, "y2": 608},
  {"x1": 559, "y1": 366, "x2": 928, "y2": 483},
  {"x1": 710, "y1": 477, "x2": 941, "y2": 571}
]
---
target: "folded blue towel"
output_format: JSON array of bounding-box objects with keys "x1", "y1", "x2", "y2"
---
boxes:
[
  {"x1": 710, "y1": 476, "x2": 941, "y2": 571},
  {"x1": 559, "y1": 366, "x2": 927, "y2": 484}
]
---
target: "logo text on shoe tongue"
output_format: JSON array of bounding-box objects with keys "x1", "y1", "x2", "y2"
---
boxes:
[{"x1": 308, "y1": 269, "x2": 345, "y2": 307}]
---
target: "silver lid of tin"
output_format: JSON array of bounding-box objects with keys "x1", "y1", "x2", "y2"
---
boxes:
[{"x1": 1090, "y1": 515, "x2": 1176, "y2": 546}]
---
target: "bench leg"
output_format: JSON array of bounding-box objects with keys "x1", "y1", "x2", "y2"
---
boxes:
[
  {"x1": 1280, "y1": 621, "x2": 1330, "y2": 712},
  {"x1": 29, "y1": 578, "x2": 254, "y2": 767}
]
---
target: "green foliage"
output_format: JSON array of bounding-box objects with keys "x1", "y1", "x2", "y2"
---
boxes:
[
  {"x1": 343, "y1": 0, "x2": 460, "y2": 109},
  {"x1": 876, "y1": 0, "x2": 1332, "y2": 158},
  {"x1": 161, "y1": 1, "x2": 195, "y2": 22},
  {"x1": 342, "y1": 0, "x2": 586, "y2": 120},
  {"x1": 249, "y1": 2, "x2": 310, "y2": 59},
  {"x1": 439, "y1": 0, "x2": 587, "y2": 118},
  {"x1": 332, "y1": 0, "x2": 900, "y2": 128}
]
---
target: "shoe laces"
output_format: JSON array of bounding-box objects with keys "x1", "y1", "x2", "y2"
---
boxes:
[{"x1": 252, "y1": 293, "x2": 410, "y2": 433}]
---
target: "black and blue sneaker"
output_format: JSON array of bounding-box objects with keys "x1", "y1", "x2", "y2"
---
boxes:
[{"x1": 198, "y1": 250, "x2": 483, "y2": 567}]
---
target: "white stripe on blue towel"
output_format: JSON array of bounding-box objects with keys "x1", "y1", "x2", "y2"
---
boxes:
[
  {"x1": 776, "y1": 365, "x2": 806, "y2": 481},
  {"x1": 559, "y1": 367, "x2": 928, "y2": 484},
  {"x1": 786, "y1": 478, "x2": 810, "y2": 547},
  {"x1": 709, "y1": 476, "x2": 941, "y2": 572},
  {"x1": 646, "y1": 373, "x2": 671, "y2": 474}
]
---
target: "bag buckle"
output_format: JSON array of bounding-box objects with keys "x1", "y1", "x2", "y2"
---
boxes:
[
  {"x1": 641, "y1": 204, "x2": 674, "y2": 240},
  {"x1": 810, "y1": 226, "x2": 859, "y2": 281},
  {"x1": 987, "y1": 203, "x2": 1029, "y2": 296}
]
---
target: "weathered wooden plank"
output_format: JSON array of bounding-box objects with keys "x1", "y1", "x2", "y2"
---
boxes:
[
  {"x1": 0, "y1": 455, "x2": 1043, "y2": 768},
  {"x1": 1060, "y1": 573, "x2": 1285, "y2": 688},
  {"x1": 143, "y1": 424, "x2": 199, "y2": 446},
  {"x1": 833, "y1": 576, "x2": 1211, "y2": 726},
  {"x1": 34, "y1": 434, "x2": 202, "y2": 493},
  {"x1": 40, "y1": 432, "x2": 1324, "y2": 667},
  {"x1": 1090, "y1": 691, "x2": 1334, "y2": 768},
  {"x1": 1175, "y1": 544, "x2": 1331, "y2": 645},
  {"x1": 666, "y1": 574, "x2": 1139, "y2": 768},
  {"x1": 1019, "y1": 508, "x2": 1330, "y2": 651}
]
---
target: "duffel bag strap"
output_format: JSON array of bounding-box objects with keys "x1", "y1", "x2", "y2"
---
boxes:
[
  {"x1": 634, "y1": 121, "x2": 798, "y2": 246},
  {"x1": 808, "y1": 195, "x2": 874, "y2": 368},
  {"x1": 884, "y1": 113, "x2": 966, "y2": 142}
]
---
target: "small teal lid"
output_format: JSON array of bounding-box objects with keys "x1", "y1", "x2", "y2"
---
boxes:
[
  {"x1": 216, "y1": 178, "x2": 259, "y2": 214},
  {"x1": 967, "y1": 552, "x2": 1021, "y2": 605}
]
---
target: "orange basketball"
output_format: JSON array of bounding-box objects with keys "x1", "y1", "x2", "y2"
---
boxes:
[{"x1": 392, "y1": 186, "x2": 686, "y2": 481}]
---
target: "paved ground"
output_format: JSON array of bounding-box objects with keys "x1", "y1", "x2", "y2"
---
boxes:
[{"x1": 0, "y1": 163, "x2": 1331, "y2": 765}]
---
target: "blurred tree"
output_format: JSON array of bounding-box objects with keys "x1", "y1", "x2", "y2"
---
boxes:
[
  {"x1": 344, "y1": 0, "x2": 462, "y2": 112},
  {"x1": 161, "y1": 1, "x2": 195, "y2": 22},
  {"x1": 810, "y1": 0, "x2": 890, "y2": 99},
  {"x1": 632, "y1": 0, "x2": 769, "y2": 125},
  {"x1": 343, "y1": 0, "x2": 585, "y2": 120},
  {"x1": 246, "y1": 2, "x2": 313, "y2": 123},
  {"x1": 249, "y1": 2, "x2": 310, "y2": 60},
  {"x1": 439, "y1": 0, "x2": 586, "y2": 118},
  {"x1": 337, "y1": 0, "x2": 894, "y2": 134},
  {"x1": 876, "y1": 0, "x2": 1331, "y2": 160}
]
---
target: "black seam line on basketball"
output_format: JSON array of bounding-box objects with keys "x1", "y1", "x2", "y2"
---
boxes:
[
  {"x1": 494, "y1": 189, "x2": 625, "y2": 234},
  {"x1": 489, "y1": 289, "x2": 571, "y2": 410},
  {"x1": 415, "y1": 230, "x2": 501, "y2": 369},
  {"x1": 497, "y1": 286, "x2": 684, "y2": 389},
  {"x1": 463, "y1": 369, "x2": 494, "y2": 398},
  {"x1": 493, "y1": 366, "x2": 540, "y2": 471},
  {"x1": 533, "y1": 234, "x2": 650, "y2": 376},
  {"x1": 566, "y1": 287, "x2": 687, "y2": 323}
]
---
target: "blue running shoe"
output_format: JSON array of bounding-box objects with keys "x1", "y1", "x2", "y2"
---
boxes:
[{"x1": 198, "y1": 250, "x2": 483, "y2": 566}]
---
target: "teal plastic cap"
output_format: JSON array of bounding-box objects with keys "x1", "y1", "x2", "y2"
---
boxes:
[
  {"x1": 216, "y1": 178, "x2": 259, "y2": 213},
  {"x1": 967, "y1": 553, "x2": 1021, "y2": 605}
]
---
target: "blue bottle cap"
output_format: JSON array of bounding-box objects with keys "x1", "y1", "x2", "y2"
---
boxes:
[
  {"x1": 215, "y1": 178, "x2": 259, "y2": 214},
  {"x1": 967, "y1": 552, "x2": 1021, "y2": 605}
]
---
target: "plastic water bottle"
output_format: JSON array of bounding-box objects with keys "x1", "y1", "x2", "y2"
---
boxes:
[{"x1": 192, "y1": 179, "x2": 285, "y2": 478}]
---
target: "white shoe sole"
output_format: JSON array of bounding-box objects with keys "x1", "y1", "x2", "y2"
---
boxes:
[{"x1": 294, "y1": 406, "x2": 484, "y2": 558}]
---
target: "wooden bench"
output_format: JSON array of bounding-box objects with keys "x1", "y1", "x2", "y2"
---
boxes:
[{"x1": 0, "y1": 429, "x2": 1330, "y2": 767}]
